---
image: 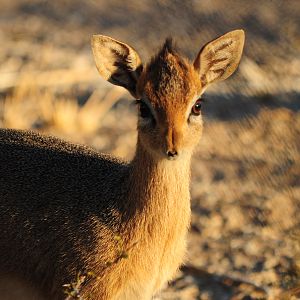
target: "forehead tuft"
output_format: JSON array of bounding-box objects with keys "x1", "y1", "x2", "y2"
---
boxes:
[{"x1": 145, "y1": 38, "x2": 195, "y2": 102}]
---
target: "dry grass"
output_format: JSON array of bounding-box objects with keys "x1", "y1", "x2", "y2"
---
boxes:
[{"x1": 0, "y1": 78, "x2": 127, "y2": 144}]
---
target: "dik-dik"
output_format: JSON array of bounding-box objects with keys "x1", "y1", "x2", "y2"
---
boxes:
[{"x1": 0, "y1": 30, "x2": 244, "y2": 299}]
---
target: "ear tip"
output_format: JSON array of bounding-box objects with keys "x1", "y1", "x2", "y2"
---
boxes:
[
  {"x1": 91, "y1": 34, "x2": 112, "y2": 45},
  {"x1": 91, "y1": 34, "x2": 100, "y2": 47},
  {"x1": 236, "y1": 29, "x2": 245, "y2": 38},
  {"x1": 231, "y1": 29, "x2": 245, "y2": 41},
  {"x1": 234, "y1": 29, "x2": 245, "y2": 34}
]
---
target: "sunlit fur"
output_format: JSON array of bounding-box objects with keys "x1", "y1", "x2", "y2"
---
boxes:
[
  {"x1": 0, "y1": 30, "x2": 244, "y2": 300},
  {"x1": 137, "y1": 39, "x2": 203, "y2": 160}
]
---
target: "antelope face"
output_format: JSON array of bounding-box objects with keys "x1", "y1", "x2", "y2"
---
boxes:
[
  {"x1": 92, "y1": 30, "x2": 245, "y2": 160},
  {"x1": 135, "y1": 40, "x2": 203, "y2": 160}
]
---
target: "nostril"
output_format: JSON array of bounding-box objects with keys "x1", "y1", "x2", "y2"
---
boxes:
[{"x1": 167, "y1": 150, "x2": 178, "y2": 158}]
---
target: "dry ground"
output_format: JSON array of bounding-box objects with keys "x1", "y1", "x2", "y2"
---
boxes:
[{"x1": 0, "y1": 1, "x2": 300, "y2": 299}]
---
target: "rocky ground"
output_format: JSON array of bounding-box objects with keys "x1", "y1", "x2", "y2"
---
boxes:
[{"x1": 0, "y1": 1, "x2": 300, "y2": 299}]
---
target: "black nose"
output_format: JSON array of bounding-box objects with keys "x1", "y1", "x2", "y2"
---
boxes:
[{"x1": 167, "y1": 150, "x2": 178, "y2": 158}]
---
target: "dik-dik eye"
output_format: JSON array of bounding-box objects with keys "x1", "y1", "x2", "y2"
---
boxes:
[
  {"x1": 136, "y1": 100, "x2": 153, "y2": 120},
  {"x1": 191, "y1": 99, "x2": 202, "y2": 116}
]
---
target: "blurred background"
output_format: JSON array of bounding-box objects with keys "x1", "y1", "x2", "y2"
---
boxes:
[{"x1": 0, "y1": 0, "x2": 299, "y2": 299}]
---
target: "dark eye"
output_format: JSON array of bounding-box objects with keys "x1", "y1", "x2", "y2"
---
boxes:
[
  {"x1": 191, "y1": 99, "x2": 202, "y2": 116},
  {"x1": 138, "y1": 101, "x2": 152, "y2": 119}
]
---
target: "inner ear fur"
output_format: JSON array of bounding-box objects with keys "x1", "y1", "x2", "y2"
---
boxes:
[
  {"x1": 194, "y1": 29, "x2": 245, "y2": 88},
  {"x1": 91, "y1": 35, "x2": 143, "y2": 98}
]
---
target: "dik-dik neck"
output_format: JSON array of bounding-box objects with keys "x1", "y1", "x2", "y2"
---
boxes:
[{"x1": 126, "y1": 137, "x2": 192, "y2": 223}]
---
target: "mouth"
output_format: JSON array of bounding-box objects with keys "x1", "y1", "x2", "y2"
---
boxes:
[{"x1": 166, "y1": 155, "x2": 178, "y2": 161}]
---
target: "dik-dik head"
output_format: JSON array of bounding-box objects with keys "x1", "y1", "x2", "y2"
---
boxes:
[{"x1": 92, "y1": 30, "x2": 245, "y2": 160}]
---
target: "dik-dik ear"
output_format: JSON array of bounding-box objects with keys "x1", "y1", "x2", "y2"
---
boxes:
[
  {"x1": 194, "y1": 30, "x2": 245, "y2": 90},
  {"x1": 91, "y1": 35, "x2": 143, "y2": 98}
]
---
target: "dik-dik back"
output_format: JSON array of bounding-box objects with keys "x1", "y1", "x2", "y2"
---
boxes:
[{"x1": 0, "y1": 129, "x2": 128, "y2": 299}]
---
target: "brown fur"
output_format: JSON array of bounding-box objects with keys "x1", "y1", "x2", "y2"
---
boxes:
[
  {"x1": 136, "y1": 39, "x2": 202, "y2": 157},
  {"x1": 0, "y1": 30, "x2": 244, "y2": 299}
]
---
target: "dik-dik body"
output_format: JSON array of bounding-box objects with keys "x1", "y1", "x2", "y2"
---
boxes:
[{"x1": 0, "y1": 30, "x2": 244, "y2": 299}]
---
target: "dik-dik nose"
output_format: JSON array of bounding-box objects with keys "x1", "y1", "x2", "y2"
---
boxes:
[
  {"x1": 166, "y1": 149, "x2": 178, "y2": 159},
  {"x1": 165, "y1": 125, "x2": 182, "y2": 159}
]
